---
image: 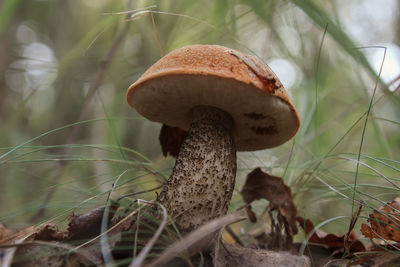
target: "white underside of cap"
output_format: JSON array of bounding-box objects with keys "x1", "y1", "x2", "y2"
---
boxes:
[{"x1": 130, "y1": 74, "x2": 297, "y2": 151}]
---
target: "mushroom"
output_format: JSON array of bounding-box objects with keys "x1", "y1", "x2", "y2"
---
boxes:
[{"x1": 126, "y1": 45, "x2": 300, "y2": 231}]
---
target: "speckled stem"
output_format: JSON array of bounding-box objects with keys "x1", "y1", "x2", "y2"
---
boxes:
[{"x1": 157, "y1": 106, "x2": 236, "y2": 231}]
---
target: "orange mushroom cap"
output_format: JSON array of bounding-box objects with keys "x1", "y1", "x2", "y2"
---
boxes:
[{"x1": 127, "y1": 45, "x2": 300, "y2": 151}]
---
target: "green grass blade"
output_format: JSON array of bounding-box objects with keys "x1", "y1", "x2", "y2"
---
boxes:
[{"x1": 0, "y1": 0, "x2": 21, "y2": 36}]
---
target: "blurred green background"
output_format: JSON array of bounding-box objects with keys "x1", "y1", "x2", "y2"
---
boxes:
[{"x1": 0, "y1": 0, "x2": 399, "y2": 239}]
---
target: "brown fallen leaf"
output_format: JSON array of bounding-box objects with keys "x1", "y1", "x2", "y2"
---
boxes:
[
  {"x1": 241, "y1": 168, "x2": 298, "y2": 237},
  {"x1": 347, "y1": 251, "x2": 400, "y2": 267},
  {"x1": 297, "y1": 217, "x2": 365, "y2": 253},
  {"x1": 68, "y1": 204, "x2": 118, "y2": 241},
  {"x1": 12, "y1": 243, "x2": 77, "y2": 267},
  {"x1": 34, "y1": 224, "x2": 68, "y2": 241},
  {"x1": 0, "y1": 225, "x2": 72, "y2": 266},
  {"x1": 346, "y1": 242, "x2": 400, "y2": 267},
  {"x1": 159, "y1": 124, "x2": 187, "y2": 157},
  {"x1": 0, "y1": 224, "x2": 14, "y2": 241},
  {"x1": 0, "y1": 223, "x2": 103, "y2": 266},
  {"x1": 0, "y1": 227, "x2": 37, "y2": 267},
  {"x1": 361, "y1": 198, "x2": 400, "y2": 242},
  {"x1": 1, "y1": 204, "x2": 125, "y2": 267}
]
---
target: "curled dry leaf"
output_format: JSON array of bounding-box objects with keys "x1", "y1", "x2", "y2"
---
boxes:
[
  {"x1": 361, "y1": 198, "x2": 400, "y2": 242},
  {"x1": 241, "y1": 168, "x2": 298, "y2": 237},
  {"x1": 34, "y1": 224, "x2": 68, "y2": 241},
  {"x1": 297, "y1": 217, "x2": 365, "y2": 253},
  {"x1": 159, "y1": 124, "x2": 187, "y2": 157},
  {"x1": 68, "y1": 205, "x2": 118, "y2": 241}
]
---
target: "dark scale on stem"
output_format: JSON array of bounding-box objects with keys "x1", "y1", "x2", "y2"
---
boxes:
[{"x1": 156, "y1": 106, "x2": 237, "y2": 231}]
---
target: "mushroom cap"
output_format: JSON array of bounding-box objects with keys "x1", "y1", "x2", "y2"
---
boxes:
[{"x1": 127, "y1": 45, "x2": 300, "y2": 151}]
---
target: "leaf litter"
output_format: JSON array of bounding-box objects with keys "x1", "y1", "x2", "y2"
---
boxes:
[
  {"x1": 241, "y1": 167, "x2": 298, "y2": 242},
  {"x1": 4, "y1": 168, "x2": 400, "y2": 266},
  {"x1": 361, "y1": 198, "x2": 400, "y2": 242}
]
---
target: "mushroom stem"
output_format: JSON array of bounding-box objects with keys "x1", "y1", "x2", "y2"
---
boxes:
[{"x1": 157, "y1": 106, "x2": 236, "y2": 231}]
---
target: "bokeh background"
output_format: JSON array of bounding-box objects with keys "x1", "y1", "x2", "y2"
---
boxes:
[{"x1": 1, "y1": 0, "x2": 399, "y2": 239}]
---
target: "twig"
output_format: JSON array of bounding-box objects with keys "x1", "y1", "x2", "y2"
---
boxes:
[{"x1": 344, "y1": 202, "x2": 362, "y2": 252}]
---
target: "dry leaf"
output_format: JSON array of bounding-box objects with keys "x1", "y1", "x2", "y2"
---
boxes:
[
  {"x1": 241, "y1": 168, "x2": 298, "y2": 237},
  {"x1": 297, "y1": 217, "x2": 365, "y2": 253},
  {"x1": 0, "y1": 227, "x2": 37, "y2": 267},
  {"x1": 0, "y1": 204, "x2": 124, "y2": 267},
  {"x1": 34, "y1": 224, "x2": 68, "y2": 241},
  {"x1": 12, "y1": 245, "x2": 72, "y2": 267},
  {"x1": 361, "y1": 199, "x2": 400, "y2": 242},
  {"x1": 346, "y1": 243, "x2": 400, "y2": 266},
  {"x1": 0, "y1": 224, "x2": 14, "y2": 241},
  {"x1": 347, "y1": 251, "x2": 400, "y2": 267},
  {"x1": 68, "y1": 205, "x2": 117, "y2": 241},
  {"x1": 159, "y1": 124, "x2": 187, "y2": 157}
]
